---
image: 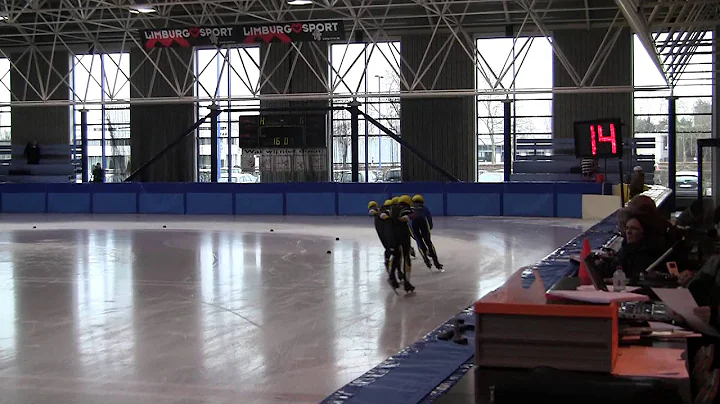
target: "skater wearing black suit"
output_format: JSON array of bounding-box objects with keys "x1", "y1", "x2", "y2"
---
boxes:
[
  {"x1": 369, "y1": 200, "x2": 393, "y2": 271},
  {"x1": 387, "y1": 195, "x2": 415, "y2": 294},
  {"x1": 410, "y1": 194, "x2": 443, "y2": 270}
]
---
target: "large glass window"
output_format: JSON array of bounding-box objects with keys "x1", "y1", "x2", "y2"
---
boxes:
[
  {"x1": 330, "y1": 42, "x2": 401, "y2": 183},
  {"x1": 0, "y1": 58, "x2": 10, "y2": 149},
  {"x1": 195, "y1": 47, "x2": 260, "y2": 183},
  {"x1": 633, "y1": 32, "x2": 713, "y2": 196},
  {"x1": 72, "y1": 53, "x2": 131, "y2": 182},
  {"x1": 476, "y1": 37, "x2": 553, "y2": 180}
]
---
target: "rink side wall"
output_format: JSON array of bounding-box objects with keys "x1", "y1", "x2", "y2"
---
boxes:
[{"x1": 0, "y1": 182, "x2": 611, "y2": 218}]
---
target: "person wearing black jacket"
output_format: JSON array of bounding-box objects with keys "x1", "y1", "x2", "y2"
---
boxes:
[
  {"x1": 24, "y1": 140, "x2": 41, "y2": 164},
  {"x1": 410, "y1": 194, "x2": 443, "y2": 270},
  {"x1": 369, "y1": 200, "x2": 393, "y2": 272},
  {"x1": 386, "y1": 195, "x2": 415, "y2": 294}
]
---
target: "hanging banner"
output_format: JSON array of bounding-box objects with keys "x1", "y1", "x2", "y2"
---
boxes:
[{"x1": 140, "y1": 21, "x2": 346, "y2": 49}]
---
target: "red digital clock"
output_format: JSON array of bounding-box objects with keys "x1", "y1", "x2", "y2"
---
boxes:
[{"x1": 573, "y1": 119, "x2": 623, "y2": 158}]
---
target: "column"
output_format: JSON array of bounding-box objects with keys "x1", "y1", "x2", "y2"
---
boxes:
[
  {"x1": 552, "y1": 29, "x2": 632, "y2": 140},
  {"x1": 129, "y1": 47, "x2": 196, "y2": 182},
  {"x1": 10, "y1": 50, "x2": 71, "y2": 149},
  {"x1": 400, "y1": 35, "x2": 475, "y2": 182}
]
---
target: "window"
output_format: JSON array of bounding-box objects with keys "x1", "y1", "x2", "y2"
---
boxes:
[
  {"x1": 476, "y1": 37, "x2": 553, "y2": 179},
  {"x1": 330, "y1": 42, "x2": 401, "y2": 183},
  {"x1": 72, "y1": 53, "x2": 131, "y2": 182},
  {"x1": 633, "y1": 32, "x2": 713, "y2": 195},
  {"x1": 0, "y1": 58, "x2": 10, "y2": 148},
  {"x1": 195, "y1": 47, "x2": 260, "y2": 183}
]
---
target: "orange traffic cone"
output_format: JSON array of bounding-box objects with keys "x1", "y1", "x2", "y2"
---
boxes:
[{"x1": 578, "y1": 238, "x2": 593, "y2": 285}]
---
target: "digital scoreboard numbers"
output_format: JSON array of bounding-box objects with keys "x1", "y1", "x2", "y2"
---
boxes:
[
  {"x1": 236, "y1": 114, "x2": 327, "y2": 149},
  {"x1": 573, "y1": 119, "x2": 623, "y2": 158},
  {"x1": 259, "y1": 115, "x2": 304, "y2": 148}
]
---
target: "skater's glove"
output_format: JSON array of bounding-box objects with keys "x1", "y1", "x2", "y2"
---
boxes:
[{"x1": 380, "y1": 213, "x2": 390, "y2": 220}]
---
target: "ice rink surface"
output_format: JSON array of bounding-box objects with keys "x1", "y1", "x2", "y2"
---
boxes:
[{"x1": 0, "y1": 215, "x2": 590, "y2": 404}]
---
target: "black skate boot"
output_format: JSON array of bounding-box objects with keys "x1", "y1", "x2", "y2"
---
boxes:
[
  {"x1": 410, "y1": 247, "x2": 416, "y2": 258},
  {"x1": 387, "y1": 275, "x2": 400, "y2": 292},
  {"x1": 433, "y1": 260, "x2": 444, "y2": 270},
  {"x1": 404, "y1": 280, "x2": 416, "y2": 294},
  {"x1": 424, "y1": 258, "x2": 432, "y2": 268}
]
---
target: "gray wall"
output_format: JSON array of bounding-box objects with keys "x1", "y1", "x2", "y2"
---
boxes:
[
  {"x1": 400, "y1": 35, "x2": 475, "y2": 182},
  {"x1": 10, "y1": 50, "x2": 71, "y2": 149},
  {"x1": 129, "y1": 48, "x2": 195, "y2": 182},
  {"x1": 552, "y1": 28, "x2": 633, "y2": 141},
  {"x1": 259, "y1": 42, "x2": 328, "y2": 109}
]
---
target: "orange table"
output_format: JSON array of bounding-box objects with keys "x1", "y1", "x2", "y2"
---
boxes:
[{"x1": 472, "y1": 268, "x2": 691, "y2": 402}]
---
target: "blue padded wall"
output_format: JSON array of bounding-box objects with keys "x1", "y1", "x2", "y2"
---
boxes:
[
  {"x1": 2, "y1": 193, "x2": 45, "y2": 213},
  {"x1": 93, "y1": 193, "x2": 137, "y2": 214},
  {"x1": 48, "y1": 193, "x2": 90, "y2": 213},
  {"x1": 139, "y1": 193, "x2": 185, "y2": 214},
  {"x1": 0, "y1": 182, "x2": 605, "y2": 218},
  {"x1": 235, "y1": 193, "x2": 283, "y2": 215},
  {"x1": 186, "y1": 193, "x2": 233, "y2": 215}
]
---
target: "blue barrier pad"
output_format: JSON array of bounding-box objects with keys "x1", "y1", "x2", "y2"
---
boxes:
[
  {"x1": 420, "y1": 193, "x2": 444, "y2": 217},
  {"x1": 504, "y1": 193, "x2": 554, "y2": 217},
  {"x1": 2, "y1": 193, "x2": 45, "y2": 213},
  {"x1": 236, "y1": 193, "x2": 283, "y2": 215},
  {"x1": 338, "y1": 193, "x2": 388, "y2": 216},
  {"x1": 138, "y1": 193, "x2": 185, "y2": 214},
  {"x1": 322, "y1": 311, "x2": 475, "y2": 404},
  {"x1": 286, "y1": 193, "x2": 335, "y2": 215},
  {"x1": 556, "y1": 193, "x2": 583, "y2": 218},
  {"x1": 48, "y1": 193, "x2": 90, "y2": 213},
  {"x1": 93, "y1": 193, "x2": 137, "y2": 214},
  {"x1": 446, "y1": 193, "x2": 501, "y2": 216},
  {"x1": 186, "y1": 193, "x2": 233, "y2": 215}
]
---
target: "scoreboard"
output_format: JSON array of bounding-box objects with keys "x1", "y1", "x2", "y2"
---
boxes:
[
  {"x1": 573, "y1": 119, "x2": 623, "y2": 158},
  {"x1": 238, "y1": 114, "x2": 327, "y2": 149}
]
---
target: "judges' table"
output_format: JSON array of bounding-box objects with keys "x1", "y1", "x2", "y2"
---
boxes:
[{"x1": 472, "y1": 185, "x2": 692, "y2": 403}]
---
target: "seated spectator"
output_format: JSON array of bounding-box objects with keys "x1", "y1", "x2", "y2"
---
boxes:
[
  {"x1": 581, "y1": 157, "x2": 598, "y2": 181},
  {"x1": 611, "y1": 214, "x2": 668, "y2": 279},
  {"x1": 629, "y1": 166, "x2": 645, "y2": 199},
  {"x1": 24, "y1": 139, "x2": 40, "y2": 164},
  {"x1": 92, "y1": 163, "x2": 104, "y2": 183}
]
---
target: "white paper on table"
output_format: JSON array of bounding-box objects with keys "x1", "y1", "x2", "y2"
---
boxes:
[
  {"x1": 647, "y1": 321, "x2": 684, "y2": 332},
  {"x1": 546, "y1": 290, "x2": 650, "y2": 304},
  {"x1": 652, "y1": 288, "x2": 720, "y2": 338},
  {"x1": 577, "y1": 285, "x2": 641, "y2": 293}
]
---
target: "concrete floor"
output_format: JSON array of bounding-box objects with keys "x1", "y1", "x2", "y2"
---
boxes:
[{"x1": 0, "y1": 215, "x2": 589, "y2": 404}]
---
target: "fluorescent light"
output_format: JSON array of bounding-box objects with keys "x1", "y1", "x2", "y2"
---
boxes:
[
  {"x1": 287, "y1": 0, "x2": 313, "y2": 5},
  {"x1": 0, "y1": 15, "x2": 8, "y2": 21},
  {"x1": 130, "y1": 6, "x2": 156, "y2": 14}
]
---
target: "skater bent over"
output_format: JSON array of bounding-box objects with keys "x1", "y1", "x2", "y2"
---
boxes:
[
  {"x1": 410, "y1": 194, "x2": 443, "y2": 270},
  {"x1": 388, "y1": 195, "x2": 415, "y2": 293},
  {"x1": 369, "y1": 200, "x2": 392, "y2": 271}
]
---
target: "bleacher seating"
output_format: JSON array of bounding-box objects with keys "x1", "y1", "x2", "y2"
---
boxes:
[
  {"x1": 511, "y1": 138, "x2": 656, "y2": 183},
  {"x1": 0, "y1": 144, "x2": 80, "y2": 183}
]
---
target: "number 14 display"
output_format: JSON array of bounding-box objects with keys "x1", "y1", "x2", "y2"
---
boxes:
[{"x1": 573, "y1": 119, "x2": 623, "y2": 158}]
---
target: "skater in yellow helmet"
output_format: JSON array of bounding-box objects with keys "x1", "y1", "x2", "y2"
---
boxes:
[
  {"x1": 369, "y1": 200, "x2": 393, "y2": 271},
  {"x1": 386, "y1": 192, "x2": 415, "y2": 294},
  {"x1": 410, "y1": 194, "x2": 443, "y2": 270}
]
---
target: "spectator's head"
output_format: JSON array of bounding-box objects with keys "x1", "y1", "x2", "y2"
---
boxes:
[
  {"x1": 95, "y1": 163, "x2": 101, "y2": 168},
  {"x1": 628, "y1": 195, "x2": 657, "y2": 215},
  {"x1": 624, "y1": 215, "x2": 646, "y2": 244},
  {"x1": 633, "y1": 165, "x2": 644, "y2": 173}
]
